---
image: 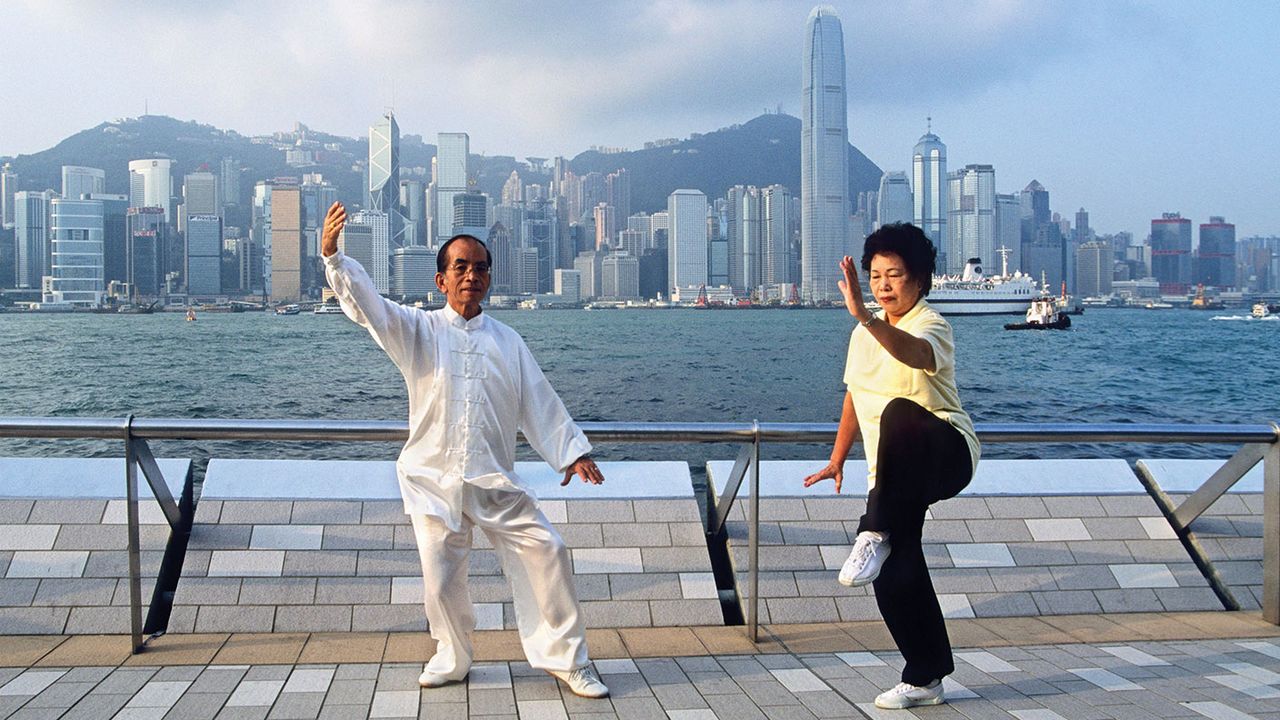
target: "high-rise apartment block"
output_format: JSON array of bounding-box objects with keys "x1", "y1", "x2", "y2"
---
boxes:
[
  {"x1": 763, "y1": 185, "x2": 793, "y2": 286},
  {"x1": 801, "y1": 6, "x2": 849, "y2": 303},
  {"x1": 1, "y1": 163, "x2": 17, "y2": 228},
  {"x1": 350, "y1": 210, "x2": 390, "y2": 294},
  {"x1": 1076, "y1": 240, "x2": 1113, "y2": 298},
  {"x1": 601, "y1": 252, "x2": 640, "y2": 299}
]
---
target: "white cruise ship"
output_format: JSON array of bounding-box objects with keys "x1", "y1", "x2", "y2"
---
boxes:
[{"x1": 927, "y1": 251, "x2": 1040, "y2": 316}]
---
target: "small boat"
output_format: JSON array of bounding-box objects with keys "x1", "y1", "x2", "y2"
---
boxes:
[
  {"x1": 275, "y1": 304, "x2": 301, "y2": 316},
  {"x1": 1252, "y1": 302, "x2": 1271, "y2": 319},
  {"x1": 117, "y1": 302, "x2": 157, "y2": 315},
  {"x1": 313, "y1": 303, "x2": 344, "y2": 315},
  {"x1": 1004, "y1": 296, "x2": 1071, "y2": 330},
  {"x1": 185, "y1": 308, "x2": 197, "y2": 322}
]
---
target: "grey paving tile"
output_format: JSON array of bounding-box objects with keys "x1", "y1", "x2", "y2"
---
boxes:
[
  {"x1": 219, "y1": 502, "x2": 293, "y2": 525},
  {"x1": 0, "y1": 606, "x2": 69, "y2": 633},
  {"x1": 1050, "y1": 565, "x2": 1121, "y2": 591},
  {"x1": 639, "y1": 547, "x2": 715, "y2": 573},
  {"x1": 0, "y1": 500, "x2": 35, "y2": 523},
  {"x1": 27, "y1": 500, "x2": 107, "y2": 524},
  {"x1": 608, "y1": 573, "x2": 681, "y2": 601},
  {"x1": 321, "y1": 525, "x2": 394, "y2": 551},
  {"x1": 266, "y1": 691, "x2": 325, "y2": 719},
  {"x1": 238, "y1": 578, "x2": 316, "y2": 606},
  {"x1": 165, "y1": 693, "x2": 225, "y2": 720},
  {"x1": 579, "y1": 600, "x2": 650, "y2": 628},
  {"x1": 965, "y1": 519, "x2": 1031, "y2": 543},
  {"x1": 1031, "y1": 590, "x2": 1104, "y2": 615},
  {"x1": 190, "y1": 668, "x2": 250, "y2": 695},
  {"x1": 1006, "y1": 542, "x2": 1075, "y2": 566},
  {"x1": 566, "y1": 501, "x2": 635, "y2": 524},
  {"x1": 0, "y1": 579, "x2": 39, "y2": 606},
  {"x1": 274, "y1": 605, "x2": 352, "y2": 632},
  {"x1": 64, "y1": 606, "x2": 131, "y2": 634},
  {"x1": 194, "y1": 605, "x2": 276, "y2": 633},
  {"x1": 988, "y1": 567, "x2": 1057, "y2": 593},
  {"x1": 603, "y1": 523, "x2": 673, "y2": 548},
  {"x1": 314, "y1": 577, "x2": 390, "y2": 605},
  {"x1": 291, "y1": 501, "x2": 363, "y2": 525},
  {"x1": 351, "y1": 604, "x2": 426, "y2": 632},
  {"x1": 173, "y1": 577, "x2": 243, "y2": 606},
  {"x1": 284, "y1": 550, "x2": 359, "y2": 577},
  {"x1": 777, "y1": 522, "x2": 849, "y2": 546},
  {"x1": 1043, "y1": 496, "x2": 1107, "y2": 518},
  {"x1": 969, "y1": 592, "x2": 1041, "y2": 618},
  {"x1": 1081, "y1": 517, "x2": 1148, "y2": 541}
]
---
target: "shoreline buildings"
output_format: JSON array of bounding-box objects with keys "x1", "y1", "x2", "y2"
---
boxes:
[{"x1": 801, "y1": 6, "x2": 849, "y2": 304}]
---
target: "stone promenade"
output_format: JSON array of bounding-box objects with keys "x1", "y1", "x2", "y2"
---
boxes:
[{"x1": 2, "y1": 611, "x2": 1278, "y2": 719}]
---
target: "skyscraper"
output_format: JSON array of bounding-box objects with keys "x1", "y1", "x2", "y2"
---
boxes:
[
  {"x1": 876, "y1": 172, "x2": 913, "y2": 229},
  {"x1": 1151, "y1": 212, "x2": 1193, "y2": 294},
  {"x1": 128, "y1": 159, "x2": 174, "y2": 224},
  {"x1": 436, "y1": 132, "x2": 470, "y2": 243},
  {"x1": 269, "y1": 183, "x2": 303, "y2": 303},
  {"x1": 126, "y1": 207, "x2": 167, "y2": 298},
  {"x1": 220, "y1": 157, "x2": 241, "y2": 211},
  {"x1": 369, "y1": 113, "x2": 406, "y2": 250},
  {"x1": 47, "y1": 198, "x2": 105, "y2": 306},
  {"x1": 61, "y1": 166, "x2": 106, "y2": 200},
  {"x1": 186, "y1": 215, "x2": 223, "y2": 297},
  {"x1": 183, "y1": 172, "x2": 220, "y2": 216},
  {"x1": 14, "y1": 190, "x2": 53, "y2": 289},
  {"x1": 945, "y1": 164, "x2": 995, "y2": 274},
  {"x1": 763, "y1": 185, "x2": 793, "y2": 285},
  {"x1": 1197, "y1": 216, "x2": 1236, "y2": 289},
  {"x1": 994, "y1": 193, "x2": 1021, "y2": 274},
  {"x1": 667, "y1": 189, "x2": 708, "y2": 297},
  {"x1": 912, "y1": 125, "x2": 947, "y2": 255},
  {"x1": 606, "y1": 169, "x2": 631, "y2": 228},
  {"x1": 0, "y1": 163, "x2": 17, "y2": 228},
  {"x1": 801, "y1": 5, "x2": 849, "y2": 303},
  {"x1": 351, "y1": 210, "x2": 390, "y2": 294}
]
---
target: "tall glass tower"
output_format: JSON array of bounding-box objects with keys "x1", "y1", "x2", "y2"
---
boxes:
[
  {"x1": 801, "y1": 5, "x2": 849, "y2": 304},
  {"x1": 369, "y1": 112, "x2": 405, "y2": 252},
  {"x1": 912, "y1": 124, "x2": 947, "y2": 256}
]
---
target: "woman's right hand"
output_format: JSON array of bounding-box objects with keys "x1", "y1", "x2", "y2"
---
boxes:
[
  {"x1": 837, "y1": 256, "x2": 871, "y2": 324},
  {"x1": 803, "y1": 462, "x2": 843, "y2": 494}
]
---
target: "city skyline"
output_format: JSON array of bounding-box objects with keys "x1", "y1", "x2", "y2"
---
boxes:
[{"x1": 2, "y1": 2, "x2": 1278, "y2": 238}]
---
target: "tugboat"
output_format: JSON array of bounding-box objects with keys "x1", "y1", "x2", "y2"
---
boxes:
[
  {"x1": 1004, "y1": 295, "x2": 1071, "y2": 330},
  {"x1": 185, "y1": 307, "x2": 197, "y2": 322}
]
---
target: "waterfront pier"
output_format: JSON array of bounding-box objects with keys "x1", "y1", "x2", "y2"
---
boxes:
[{"x1": 0, "y1": 417, "x2": 1276, "y2": 718}]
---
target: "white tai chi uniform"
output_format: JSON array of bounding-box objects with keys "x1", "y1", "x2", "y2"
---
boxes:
[{"x1": 324, "y1": 251, "x2": 593, "y2": 680}]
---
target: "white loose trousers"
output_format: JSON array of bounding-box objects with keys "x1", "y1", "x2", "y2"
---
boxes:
[{"x1": 412, "y1": 483, "x2": 587, "y2": 678}]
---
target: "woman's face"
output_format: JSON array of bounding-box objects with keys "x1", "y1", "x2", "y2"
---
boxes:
[{"x1": 868, "y1": 252, "x2": 924, "y2": 319}]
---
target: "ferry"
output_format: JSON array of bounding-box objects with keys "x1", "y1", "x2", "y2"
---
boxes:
[
  {"x1": 274, "y1": 304, "x2": 301, "y2": 316},
  {"x1": 1252, "y1": 302, "x2": 1271, "y2": 319},
  {"x1": 313, "y1": 303, "x2": 344, "y2": 315},
  {"x1": 927, "y1": 249, "x2": 1039, "y2": 316}
]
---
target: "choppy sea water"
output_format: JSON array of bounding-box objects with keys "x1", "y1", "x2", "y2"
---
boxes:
[{"x1": 0, "y1": 307, "x2": 1275, "y2": 471}]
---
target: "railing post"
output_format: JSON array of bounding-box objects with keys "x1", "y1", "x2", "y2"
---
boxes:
[
  {"x1": 748, "y1": 420, "x2": 760, "y2": 643},
  {"x1": 1265, "y1": 426, "x2": 1280, "y2": 625},
  {"x1": 124, "y1": 415, "x2": 144, "y2": 653}
]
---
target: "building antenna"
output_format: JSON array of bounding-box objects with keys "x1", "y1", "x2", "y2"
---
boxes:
[{"x1": 926, "y1": 115, "x2": 931, "y2": 133}]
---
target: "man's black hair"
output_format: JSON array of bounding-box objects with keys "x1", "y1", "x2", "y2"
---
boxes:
[
  {"x1": 860, "y1": 222, "x2": 937, "y2": 296},
  {"x1": 436, "y1": 234, "x2": 494, "y2": 273}
]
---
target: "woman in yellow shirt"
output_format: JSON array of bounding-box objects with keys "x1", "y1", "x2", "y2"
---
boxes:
[{"x1": 804, "y1": 223, "x2": 979, "y2": 710}]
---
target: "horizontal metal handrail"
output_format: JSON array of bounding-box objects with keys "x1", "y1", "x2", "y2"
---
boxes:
[{"x1": 1, "y1": 417, "x2": 1276, "y2": 444}]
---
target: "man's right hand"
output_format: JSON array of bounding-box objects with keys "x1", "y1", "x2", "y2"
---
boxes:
[{"x1": 321, "y1": 201, "x2": 346, "y2": 257}]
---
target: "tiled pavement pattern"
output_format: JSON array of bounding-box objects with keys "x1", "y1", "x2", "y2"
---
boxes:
[
  {"x1": 171, "y1": 460, "x2": 721, "y2": 634},
  {"x1": 0, "y1": 459, "x2": 193, "y2": 636},
  {"x1": 0, "y1": 611, "x2": 1278, "y2": 718},
  {"x1": 708, "y1": 460, "x2": 1229, "y2": 625}
]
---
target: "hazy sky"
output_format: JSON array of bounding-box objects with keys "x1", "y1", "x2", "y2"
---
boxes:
[{"x1": 3, "y1": 1, "x2": 1278, "y2": 237}]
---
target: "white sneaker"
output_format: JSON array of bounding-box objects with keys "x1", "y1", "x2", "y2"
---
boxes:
[
  {"x1": 548, "y1": 665, "x2": 610, "y2": 698},
  {"x1": 838, "y1": 531, "x2": 891, "y2": 587},
  {"x1": 874, "y1": 679, "x2": 944, "y2": 709},
  {"x1": 418, "y1": 668, "x2": 465, "y2": 688}
]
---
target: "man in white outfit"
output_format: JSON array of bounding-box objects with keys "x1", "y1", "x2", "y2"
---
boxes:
[{"x1": 320, "y1": 202, "x2": 609, "y2": 698}]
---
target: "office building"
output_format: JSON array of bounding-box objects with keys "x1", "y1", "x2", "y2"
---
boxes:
[
  {"x1": 391, "y1": 245, "x2": 433, "y2": 297},
  {"x1": 1151, "y1": 213, "x2": 1193, "y2": 293},
  {"x1": 369, "y1": 112, "x2": 406, "y2": 251},
  {"x1": 14, "y1": 190, "x2": 53, "y2": 289},
  {"x1": 220, "y1": 157, "x2": 240, "y2": 210},
  {"x1": 554, "y1": 268, "x2": 581, "y2": 303},
  {"x1": 452, "y1": 192, "x2": 489, "y2": 237},
  {"x1": 667, "y1": 189, "x2": 708, "y2": 297},
  {"x1": 994, "y1": 193, "x2": 1021, "y2": 274},
  {"x1": 762, "y1": 185, "x2": 793, "y2": 285},
  {"x1": 186, "y1": 215, "x2": 223, "y2": 296},
  {"x1": 47, "y1": 198, "x2": 105, "y2": 306},
  {"x1": 436, "y1": 132, "x2": 469, "y2": 243},
  {"x1": 62, "y1": 166, "x2": 106, "y2": 199},
  {"x1": 126, "y1": 207, "x2": 167, "y2": 298},
  {"x1": 913, "y1": 125, "x2": 947, "y2": 253},
  {"x1": 801, "y1": 5, "x2": 849, "y2": 303},
  {"x1": 1197, "y1": 216, "x2": 1235, "y2": 289},
  {"x1": 336, "y1": 219, "x2": 374, "y2": 277},
  {"x1": 91, "y1": 194, "x2": 129, "y2": 288},
  {"x1": 400, "y1": 179, "x2": 424, "y2": 247},
  {"x1": 946, "y1": 164, "x2": 996, "y2": 274},
  {"x1": 351, "y1": 210, "x2": 390, "y2": 294},
  {"x1": 606, "y1": 169, "x2": 631, "y2": 227},
  {"x1": 1076, "y1": 240, "x2": 1113, "y2": 298},
  {"x1": 601, "y1": 251, "x2": 640, "y2": 299},
  {"x1": 128, "y1": 159, "x2": 174, "y2": 224},
  {"x1": 574, "y1": 250, "x2": 602, "y2": 300},
  {"x1": 1, "y1": 163, "x2": 17, "y2": 228},
  {"x1": 269, "y1": 183, "x2": 303, "y2": 302},
  {"x1": 516, "y1": 247, "x2": 540, "y2": 295},
  {"x1": 593, "y1": 203, "x2": 617, "y2": 249},
  {"x1": 876, "y1": 172, "x2": 912, "y2": 229}
]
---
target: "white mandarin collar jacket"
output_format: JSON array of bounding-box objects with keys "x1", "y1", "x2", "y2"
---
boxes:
[{"x1": 324, "y1": 251, "x2": 592, "y2": 530}]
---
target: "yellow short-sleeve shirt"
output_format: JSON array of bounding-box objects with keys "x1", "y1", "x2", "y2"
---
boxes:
[{"x1": 843, "y1": 298, "x2": 980, "y2": 490}]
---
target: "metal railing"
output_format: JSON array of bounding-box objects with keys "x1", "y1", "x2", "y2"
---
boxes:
[{"x1": 0, "y1": 416, "x2": 1276, "y2": 651}]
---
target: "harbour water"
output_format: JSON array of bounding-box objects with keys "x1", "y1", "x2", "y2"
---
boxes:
[{"x1": 0, "y1": 307, "x2": 1275, "y2": 465}]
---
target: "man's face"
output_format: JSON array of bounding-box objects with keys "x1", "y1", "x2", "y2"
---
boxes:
[{"x1": 435, "y1": 238, "x2": 492, "y2": 309}]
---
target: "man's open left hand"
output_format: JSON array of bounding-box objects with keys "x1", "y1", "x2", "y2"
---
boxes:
[{"x1": 561, "y1": 455, "x2": 605, "y2": 486}]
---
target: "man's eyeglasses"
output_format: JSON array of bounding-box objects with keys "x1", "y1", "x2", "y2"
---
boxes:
[{"x1": 449, "y1": 262, "x2": 490, "y2": 276}]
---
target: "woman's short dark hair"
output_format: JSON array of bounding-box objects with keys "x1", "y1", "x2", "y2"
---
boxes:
[
  {"x1": 436, "y1": 234, "x2": 493, "y2": 273},
  {"x1": 861, "y1": 222, "x2": 937, "y2": 296}
]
